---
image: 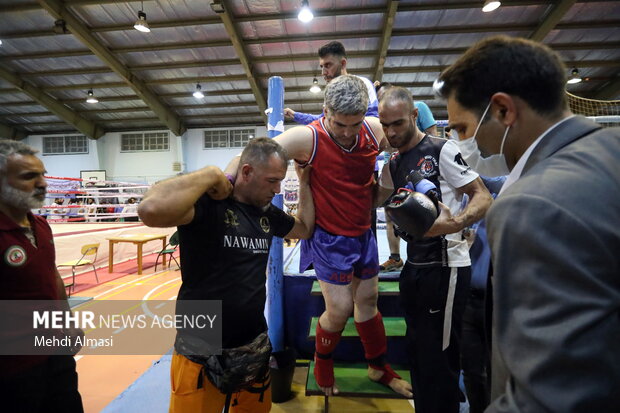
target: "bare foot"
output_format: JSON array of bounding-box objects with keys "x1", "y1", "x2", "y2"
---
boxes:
[
  {"x1": 319, "y1": 383, "x2": 339, "y2": 396},
  {"x1": 314, "y1": 354, "x2": 339, "y2": 396},
  {"x1": 368, "y1": 366, "x2": 413, "y2": 398}
]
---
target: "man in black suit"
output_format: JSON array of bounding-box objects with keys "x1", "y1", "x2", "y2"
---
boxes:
[{"x1": 436, "y1": 35, "x2": 620, "y2": 412}]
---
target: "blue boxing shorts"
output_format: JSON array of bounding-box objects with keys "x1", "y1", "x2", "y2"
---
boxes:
[{"x1": 300, "y1": 225, "x2": 379, "y2": 285}]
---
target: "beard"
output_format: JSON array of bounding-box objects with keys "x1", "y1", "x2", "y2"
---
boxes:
[
  {"x1": 325, "y1": 66, "x2": 342, "y2": 83},
  {"x1": 0, "y1": 182, "x2": 46, "y2": 211},
  {"x1": 389, "y1": 121, "x2": 417, "y2": 150}
]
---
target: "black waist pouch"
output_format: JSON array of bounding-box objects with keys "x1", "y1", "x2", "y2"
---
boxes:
[{"x1": 176, "y1": 331, "x2": 272, "y2": 394}]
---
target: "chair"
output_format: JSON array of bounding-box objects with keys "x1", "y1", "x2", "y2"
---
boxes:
[
  {"x1": 155, "y1": 231, "x2": 180, "y2": 271},
  {"x1": 58, "y1": 243, "x2": 100, "y2": 293}
]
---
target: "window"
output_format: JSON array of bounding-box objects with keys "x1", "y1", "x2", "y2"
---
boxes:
[
  {"x1": 144, "y1": 132, "x2": 169, "y2": 151},
  {"x1": 230, "y1": 129, "x2": 254, "y2": 148},
  {"x1": 204, "y1": 130, "x2": 229, "y2": 149},
  {"x1": 121, "y1": 132, "x2": 169, "y2": 152},
  {"x1": 121, "y1": 133, "x2": 143, "y2": 151},
  {"x1": 43, "y1": 135, "x2": 88, "y2": 155},
  {"x1": 203, "y1": 129, "x2": 255, "y2": 149}
]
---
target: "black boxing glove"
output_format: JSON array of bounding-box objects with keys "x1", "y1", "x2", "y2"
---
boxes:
[{"x1": 385, "y1": 188, "x2": 439, "y2": 242}]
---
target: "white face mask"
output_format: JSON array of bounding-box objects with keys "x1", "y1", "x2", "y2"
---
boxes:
[{"x1": 456, "y1": 101, "x2": 510, "y2": 176}]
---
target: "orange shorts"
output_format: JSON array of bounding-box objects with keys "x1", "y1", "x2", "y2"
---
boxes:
[{"x1": 169, "y1": 351, "x2": 272, "y2": 413}]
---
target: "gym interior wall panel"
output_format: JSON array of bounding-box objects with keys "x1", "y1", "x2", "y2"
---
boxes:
[
  {"x1": 24, "y1": 134, "x2": 101, "y2": 180},
  {"x1": 97, "y1": 131, "x2": 182, "y2": 184},
  {"x1": 182, "y1": 125, "x2": 269, "y2": 173}
]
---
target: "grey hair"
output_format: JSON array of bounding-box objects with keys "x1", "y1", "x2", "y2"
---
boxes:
[
  {"x1": 324, "y1": 75, "x2": 369, "y2": 116},
  {"x1": 379, "y1": 86, "x2": 414, "y2": 113},
  {"x1": 239, "y1": 137, "x2": 288, "y2": 170},
  {"x1": 0, "y1": 139, "x2": 38, "y2": 175}
]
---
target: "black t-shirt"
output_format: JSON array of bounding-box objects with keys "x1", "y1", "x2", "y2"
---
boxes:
[
  {"x1": 390, "y1": 135, "x2": 447, "y2": 267},
  {"x1": 390, "y1": 135, "x2": 478, "y2": 267},
  {"x1": 176, "y1": 194, "x2": 294, "y2": 348}
]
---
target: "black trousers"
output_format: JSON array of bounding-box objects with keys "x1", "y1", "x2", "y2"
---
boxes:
[
  {"x1": 399, "y1": 265, "x2": 471, "y2": 413},
  {"x1": 1, "y1": 355, "x2": 83, "y2": 413},
  {"x1": 461, "y1": 286, "x2": 491, "y2": 413}
]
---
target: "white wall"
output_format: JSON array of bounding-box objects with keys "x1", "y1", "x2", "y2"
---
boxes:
[
  {"x1": 25, "y1": 134, "x2": 101, "y2": 179},
  {"x1": 97, "y1": 132, "x2": 182, "y2": 184},
  {"x1": 25, "y1": 125, "x2": 291, "y2": 184},
  {"x1": 182, "y1": 126, "x2": 268, "y2": 173}
]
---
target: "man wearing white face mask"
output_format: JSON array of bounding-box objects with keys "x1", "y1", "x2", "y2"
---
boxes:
[
  {"x1": 447, "y1": 108, "x2": 510, "y2": 413},
  {"x1": 437, "y1": 35, "x2": 620, "y2": 412},
  {"x1": 451, "y1": 104, "x2": 510, "y2": 177}
]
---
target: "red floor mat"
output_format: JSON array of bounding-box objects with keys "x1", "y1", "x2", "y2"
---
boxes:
[{"x1": 63, "y1": 252, "x2": 180, "y2": 295}]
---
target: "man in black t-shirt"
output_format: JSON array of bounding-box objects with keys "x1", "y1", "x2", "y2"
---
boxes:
[
  {"x1": 377, "y1": 87, "x2": 492, "y2": 413},
  {"x1": 139, "y1": 137, "x2": 314, "y2": 413}
]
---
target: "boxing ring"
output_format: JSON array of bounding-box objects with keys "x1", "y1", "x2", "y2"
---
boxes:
[{"x1": 42, "y1": 175, "x2": 176, "y2": 285}]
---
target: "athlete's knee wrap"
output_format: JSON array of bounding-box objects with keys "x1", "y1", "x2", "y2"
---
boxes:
[{"x1": 385, "y1": 189, "x2": 438, "y2": 241}]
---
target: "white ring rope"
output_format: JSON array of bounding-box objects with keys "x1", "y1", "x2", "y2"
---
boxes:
[{"x1": 40, "y1": 175, "x2": 148, "y2": 223}]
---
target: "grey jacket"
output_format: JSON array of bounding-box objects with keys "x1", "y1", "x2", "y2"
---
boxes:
[{"x1": 486, "y1": 116, "x2": 620, "y2": 412}]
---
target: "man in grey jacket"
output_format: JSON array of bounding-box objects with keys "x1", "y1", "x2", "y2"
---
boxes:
[{"x1": 437, "y1": 35, "x2": 620, "y2": 412}]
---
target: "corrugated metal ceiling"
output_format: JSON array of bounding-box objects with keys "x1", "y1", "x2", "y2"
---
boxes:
[{"x1": 0, "y1": 0, "x2": 618, "y2": 138}]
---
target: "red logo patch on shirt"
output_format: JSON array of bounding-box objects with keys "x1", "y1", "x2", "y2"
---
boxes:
[
  {"x1": 4, "y1": 245, "x2": 27, "y2": 267},
  {"x1": 417, "y1": 155, "x2": 438, "y2": 177}
]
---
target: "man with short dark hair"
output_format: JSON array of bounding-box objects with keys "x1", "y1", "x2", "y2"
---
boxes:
[
  {"x1": 139, "y1": 137, "x2": 315, "y2": 413},
  {"x1": 0, "y1": 139, "x2": 84, "y2": 413},
  {"x1": 375, "y1": 81, "x2": 439, "y2": 273},
  {"x1": 376, "y1": 82, "x2": 438, "y2": 136},
  {"x1": 284, "y1": 41, "x2": 378, "y2": 124},
  {"x1": 437, "y1": 35, "x2": 620, "y2": 412},
  {"x1": 377, "y1": 87, "x2": 492, "y2": 413}
]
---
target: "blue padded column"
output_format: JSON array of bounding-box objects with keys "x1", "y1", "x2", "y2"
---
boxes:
[{"x1": 267, "y1": 76, "x2": 285, "y2": 353}]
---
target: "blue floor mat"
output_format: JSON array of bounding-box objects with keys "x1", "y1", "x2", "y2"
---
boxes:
[
  {"x1": 68, "y1": 296, "x2": 92, "y2": 308},
  {"x1": 102, "y1": 352, "x2": 172, "y2": 413}
]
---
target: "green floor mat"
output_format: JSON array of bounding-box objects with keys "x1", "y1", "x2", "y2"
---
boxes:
[
  {"x1": 306, "y1": 361, "x2": 410, "y2": 398},
  {"x1": 310, "y1": 280, "x2": 400, "y2": 296},
  {"x1": 308, "y1": 317, "x2": 406, "y2": 338}
]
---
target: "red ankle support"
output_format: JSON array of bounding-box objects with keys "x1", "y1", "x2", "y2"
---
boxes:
[
  {"x1": 315, "y1": 321, "x2": 342, "y2": 356},
  {"x1": 313, "y1": 354, "x2": 335, "y2": 387},
  {"x1": 374, "y1": 363, "x2": 402, "y2": 386},
  {"x1": 314, "y1": 321, "x2": 342, "y2": 388},
  {"x1": 355, "y1": 312, "x2": 387, "y2": 360}
]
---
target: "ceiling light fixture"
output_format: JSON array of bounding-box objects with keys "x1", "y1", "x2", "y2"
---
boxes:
[
  {"x1": 567, "y1": 68, "x2": 582, "y2": 84},
  {"x1": 193, "y1": 83, "x2": 205, "y2": 99},
  {"x1": 0, "y1": 39, "x2": 3, "y2": 46},
  {"x1": 53, "y1": 19, "x2": 68, "y2": 34},
  {"x1": 309, "y1": 78, "x2": 321, "y2": 94},
  {"x1": 134, "y1": 1, "x2": 151, "y2": 33},
  {"x1": 298, "y1": 0, "x2": 314, "y2": 23},
  {"x1": 482, "y1": 0, "x2": 501, "y2": 12},
  {"x1": 210, "y1": 1, "x2": 225, "y2": 14},
  {"x1": 86, "y1": 89, "x2": 98, "y2": 104}
]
